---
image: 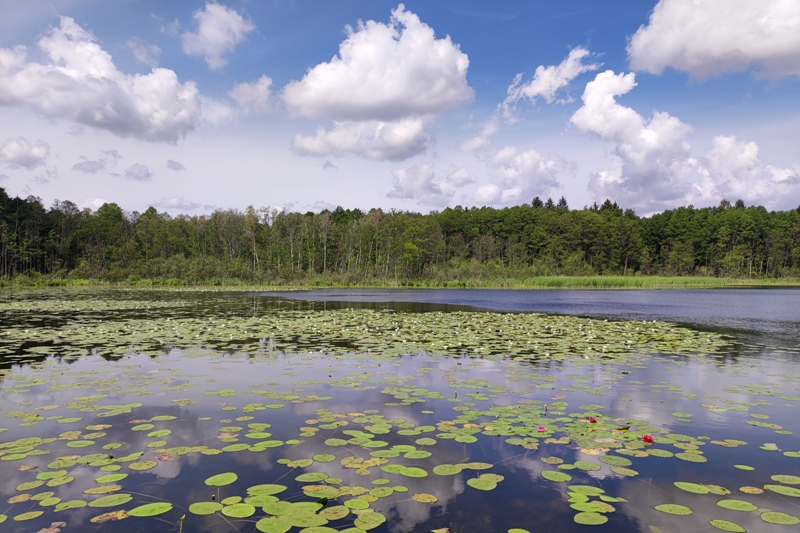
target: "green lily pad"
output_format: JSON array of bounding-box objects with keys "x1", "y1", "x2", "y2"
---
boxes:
[
  {"x1": 717, "y1": 500, "x2": 757, "y2": 512},
  {"x1": 709, "y1": 519, "x2": 745, "y2": 532},
  {"x1": 221, "y1": 503, "x2": 256, "y2": 518},
  {"x1": 128, "y1": 502, "x2": 173, "y2": 517},
  {"x1": 13, "y1": 511, "x2": 44, "y2": 521},
  {"x1": 433, "y1": 464, "x2": 462, "y2": 476},
  {"x1": 467, "y1": 477, "x2": 497, "y2": 491},
  {"x1": 542, "y1": 470, "x2": 572, "y2": 482},
  {"x1": 205, "y1": 472, "x2": 238, "y2": 487},
  {"x1": 764, "y1": 484, "x2": 800, "y2": 497},
  {"x1": 87, "y1": 494, "x2": 133, "y2": 508},
  {"x1": 573, "y1": 512, "x2": 608, "y2": 525},
  {"x1": 674, "y1": 482, "x2": 710, "y2": 494},
  {"x1": 761, "y1": 512, "x2": 800, "y2": 525},
  {"x1": 256, "y1": 517, "x2": 292, "y2": 533},
  {"x1": 353, "y1": 511, "x2": 386, "y2": 530},
  {"x1": 189, "y1": 502, "x2": 223, "y2": 515},
  {"x1": 771, "y1": 475, "x2": 800, "y2": 484},
  {"x1": 654, "y1": 504, "x2": 692, "y2": 515}
]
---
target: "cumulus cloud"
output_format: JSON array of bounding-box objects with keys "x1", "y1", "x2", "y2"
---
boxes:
[
  {"x1": 461, "y1": 47, "x2": 598, "y2": 153},
  {"x1": 127, "y1": 38, "x2": 160, "y2": 67},
  {"x1": 124, "y1": 163, "x2": 153, "y2": 182},
  {"x1": 459, "y1": 119, "x2": 499, "y2": 153},
  {"x1": 72, "y1": 157, "x2": 105, "y2": 174},
  {"x1": 283, "y1": 4, "x2": 471, "y2": 161},
  {"x1": 570, "y1": 70, "x2": 697, "y2": 212},
  {"x1": 79, "y1": 197, "x2": 107, "y2": 210},
  {"x1": 0, "y1": 17, "x2": 202, "y2": 143},
  {"x1": 697, "y1": 136, "x2": 800, "y2": 207},
  {"x1": 71, "y1": 149, "x2": 123, "y2": 174},
  {"x1": 154, "y1": 196, "x2": 201, "y2": 210},
  {"x1": 291, "y1": 118, "x2": 430, "y2": 161},
  {"x1": 387, "y1": 163, "x2": 475, "y2": 206},
  {"x1": 229, "y1": 75, "x2": 272, "y2": 113},
  {"x1": 283, "y1": 5, "x2": 471, "y2": 121},
  {"x1": 181, "y1": 2, "x2": 255, "y2": 70},
  {"x1": 473, "y1": 147, "x2": 565, "y2": 205},
  {"x1": 166, "y1": 159, "x2": 185, "y2": 171},
  {"x1": 502, "y1": 47, "x2": 600, "y2": 119},
  {"x1": 0, "y1": 137, "x2": 50, "y2": 169},
  {"x1": 628, "y1": 0, "x2": 800, "y2": 78}
]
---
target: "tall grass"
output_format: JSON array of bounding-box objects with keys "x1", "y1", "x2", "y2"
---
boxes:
[{"x1": 1, "y1": 274, "x2": 799, "y2": 290}]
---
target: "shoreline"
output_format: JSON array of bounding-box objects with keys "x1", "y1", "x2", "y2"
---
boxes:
[{"x1": 2, "y1": 275, "x2": 800, "y2": 291}]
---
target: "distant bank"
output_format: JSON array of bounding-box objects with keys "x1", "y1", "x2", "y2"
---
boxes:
[{"x1": 2, "y1": 275, "x2": 798, "y2": 290}]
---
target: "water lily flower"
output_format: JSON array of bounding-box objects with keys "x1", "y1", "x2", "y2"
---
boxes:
[
  {"x1": 537, "y1": 425, "x2": 547, "y2": 432},
  {"x1": 642, "y1": 434, "x2": 654, "y2": 444},
  {"x1": 588, "y1": 417, "x2": 597, "y2": 423}
]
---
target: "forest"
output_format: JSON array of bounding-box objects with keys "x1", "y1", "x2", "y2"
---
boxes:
[{"x1": 2, "y1": 187, "x2": 800, "y2": 285}]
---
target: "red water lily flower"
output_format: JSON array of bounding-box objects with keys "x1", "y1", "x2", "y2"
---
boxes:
[
  {"x1": 588, "y1": 417, "x2": 598, "y2": 423},
  {"x1": 642, "y1": 434, "x2": 654, "y2": 444},
  {"x1": 537, "y1": 425, "x2": 547, "y2": 432}
]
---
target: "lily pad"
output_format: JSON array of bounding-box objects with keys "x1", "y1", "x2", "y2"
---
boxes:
[
  {"x1": 573, "y1": 512, "x2": 608, "y2": 525},
  {"x1": 654, "y1": 504, "x2": 692, "y2": 515},
  {"x1": 761, "y1": 512, "x2": 800, "y2": 525},
  {"x1": 128, "y1": 502, "x2": 173, "y2": 517},
  {"x1": 205, "y1": 472, "x2": 238, "y2": 487},
  {"x1": 189, "y1": 502, "x2": 224, "y2": 515},
  {"x1": 709, "y1": 519, "x2": 745, "y2": 532}
]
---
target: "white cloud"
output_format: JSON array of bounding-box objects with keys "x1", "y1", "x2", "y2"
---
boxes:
[
  {"x1": 696, "y1": 136, "x2": 800, "y2": 207},
  {"x1": 154, "y1": 196, "x2": 201, "y2": 210},
  {"x1": 387, "y1": 163, "x2": 475, "y2": 206},
  {"x1": 502, "y1": 47, "x2": 600, "y2": 119},
  {"x1": 124, "y1": 163, "x2": 153, "y2": 182},
  {"x1": 283, "y1": 5, "x2": 471, "y2": 121},
  {"x1": 127, "y1": 38, "x2": 161, "y2": 67},
  {"x1": 199, "y1": 96, "x2": 235, "y2": 126},
  {"x1": 0, "y1": 137, "x2": 49, "y2": 169},
  {"x1": 283, "y1": 4, "x2": 471, "y2": 161},
  {"x1": 0, "y1": 17, "x2": 202, "y2": 143},
  {"x1": 72, "y1": 157, "x2": 105, "y2": 174},
  {"x1": 166, "y1": 159, "x2": 185, "y2": 171},
  {"x1": 181, "y1": 2, "x2": 255, "y2": 70},
  {"x1": 79, "y1": 197, "x2": 107, "y2": 210},
  {"x1": 71, "y1": 149, "x2": 123, "y2": 174},
  {"x1": 628, "y1": 0, "x2": 800, "y2": 78},
  {"x1": 473, "y1": 146, "x2": 565, "y2": 205},
  {"x1": 291, "y1": 118, "x2": 431, "y2": 161},
  {"x1": 459, "y1": 118, "x2": 499, "y2": 153},
  {"x1": 229, "y1": 75, "x2": 272, "y2": 113},
  {"x1": 461, "y1": 47, "x2": 598, "y2": 153},
  {"x1": 570, "y1": 70, "x2": 697, "y2": 212}
]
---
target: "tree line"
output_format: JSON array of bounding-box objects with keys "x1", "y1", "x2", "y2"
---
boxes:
[{"x1": 2, "y1": 187, "x2": 799, "y2": 284}]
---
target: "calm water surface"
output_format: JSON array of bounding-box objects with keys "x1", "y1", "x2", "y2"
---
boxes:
[{"x1": 0, "y1": 288, "x2": 798, "y2": 533}]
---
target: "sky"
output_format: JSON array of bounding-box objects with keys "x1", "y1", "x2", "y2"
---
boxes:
[{"x1": 0, "y1": 0, "x2": 798, "y2": 216}]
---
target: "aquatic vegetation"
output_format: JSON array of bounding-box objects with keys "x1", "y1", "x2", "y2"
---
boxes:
[{"x1": 0, "y1": 290, "x2": 799, "y2": 532}]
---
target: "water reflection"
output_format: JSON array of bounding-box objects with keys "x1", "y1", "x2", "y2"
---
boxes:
[{"x1": 1, "y1": 345, "x2": 799, "y2": 533}]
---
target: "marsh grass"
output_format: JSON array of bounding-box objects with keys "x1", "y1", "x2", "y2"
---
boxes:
[{"x1": 2, "y1": 274, "x2": 799, "y2": 290}]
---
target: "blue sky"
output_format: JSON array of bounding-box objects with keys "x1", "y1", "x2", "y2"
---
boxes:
[{"x1": 1, "y1": 0, "x2": 798, "y2": 215}]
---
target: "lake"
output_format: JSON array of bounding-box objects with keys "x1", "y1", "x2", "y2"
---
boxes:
[{"x1": 0, "y1": 287, "x2": 798, "y2": 533}]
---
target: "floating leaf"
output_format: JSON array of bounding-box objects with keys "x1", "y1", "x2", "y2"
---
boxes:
[
  {"x1": 716, "y1": 500, "x2": 757, "y2": 512},
  {"x1": 189, "y1": 502, "x2": 223, "y2": 515},
  {"x1": 761, "y1": 512, "x2": 800, "y2": 525},
  {"x1": 709, "y1": 519, "x2": 745, "y2": 532},
  {"x1": 654, "y1": 504, "x2": 692, "y2": 515},
  {"x1": 88, "y1": 494, "x2": 133, "y2": 508},
  {"x1": 221, "y1": 503, "x2": 255, "y2": 518},
  {"x1": 128, "y1": 502, "x2": 173, "y2": 517},
  {"x1": 542, "y1": 470, "x2": 572, "y2": 482},
  {"x1": 573, "y1": 512, "x2": 608, "y2": 525},
  {"x1": 205, "y1": 472, "x2": 238, "y2": 487}
]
